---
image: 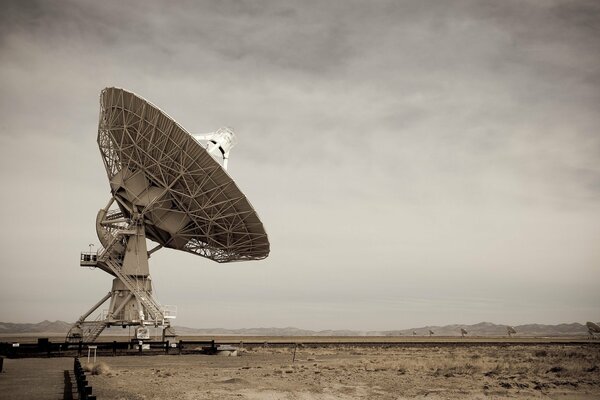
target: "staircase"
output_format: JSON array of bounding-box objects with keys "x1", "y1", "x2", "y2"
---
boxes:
[
  {"x1": 96, "y1": 230, "x2": 166, "y2": 324},
  {"x1": 82, "y1": 319, "x2": 107, "y2": 342},
  {"x1": 69, "y1": 219, "x2": 169, "y2": 344},
  {"x1": 66, "y1": 317, "x2": 107, "y2": 343},
  {"x1": 100, "y1": 257, "x2": 165, "y2": 324}
]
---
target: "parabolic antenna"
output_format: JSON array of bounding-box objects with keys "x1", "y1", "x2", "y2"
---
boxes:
[
  {"x1": 586, "y1": 321, "x2": 600, "y2": 338},
  {"x1": 586, "y1": 321, "x2": 600, "y2": 332},
  {"x1": 460, "y1": 328, "x2": 468, "y2": 337},
  {"x1": 67, "y1": 88, "x2": 269, "y2": 342},
  {"x1": 507, "y1": 326, "x2": 517, "y2": 337}
]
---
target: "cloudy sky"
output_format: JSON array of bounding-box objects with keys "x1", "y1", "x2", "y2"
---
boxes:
[{"x1": 1, "y1": 0, "x2": 599, "y2": 331}]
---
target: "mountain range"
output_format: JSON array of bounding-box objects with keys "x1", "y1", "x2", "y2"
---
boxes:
[
  {"x1": 0, "y1": 320, "x2": 73, "y2": 334},
  {"x1": 0, "y1": 320, "x2": 593, "y2": 336}
]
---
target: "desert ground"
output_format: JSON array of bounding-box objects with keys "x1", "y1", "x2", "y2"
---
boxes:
[{"x1": 79, "y1": 341, "x2": 600, "y2": 400}]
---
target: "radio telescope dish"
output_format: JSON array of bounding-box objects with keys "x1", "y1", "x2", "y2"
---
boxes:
[
  {"x1": 98, "y1": 87, "x2": 269, "y2": 262},
  {"x1": 507, "y1": 326, "x2": 517, "y2": 337},
  {"x1": 586, "y1": 321, "x2": 600, "y2": 339},
  {"x1": 429, "y1": 329, "x2": 434, "y2": 336},
  {"x1": 67, "y1": 88, "x2": 270, "y2": 342},
  {"x1": 460, "y1": 328, "x2": 468, "y2": 337}
]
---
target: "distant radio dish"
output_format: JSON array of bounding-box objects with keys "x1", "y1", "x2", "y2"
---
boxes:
[
  {"x1": 586, "y1": 321, "x2": 600, "y2": 339},
  {"x1": 429, "y1": 329, "x2": 434, "y2": 336},
  {"x1": 507, "y1": 326, "x2": 517, "y2": 337},
  {"x1": 67, "y1": 88, "x2": 270, "y2": 343},
  {"x1": 460, "y1": 328, "x2": 468, "y2": 337}
]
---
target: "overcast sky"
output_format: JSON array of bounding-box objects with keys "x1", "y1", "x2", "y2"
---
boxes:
[{"x1": 1, "y1": 0, "x2": 599, "y2": 331}]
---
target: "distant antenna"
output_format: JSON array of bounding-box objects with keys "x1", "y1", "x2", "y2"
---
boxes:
[
  {"x1": 586, "y1": 321, "x2": 600, "y2": 339},
  {"x1": 429, "y1": 329, "x2": 434, "y2": 336},
  {"x1": 507, "y1": 326, "x2": 517, "y2": 337},
  {"x1": 412, "y1": 330, "x2": 417, "y2": 336},
  {"x1": 460, "y1": 328, "x2": 468, "y2": 338}
]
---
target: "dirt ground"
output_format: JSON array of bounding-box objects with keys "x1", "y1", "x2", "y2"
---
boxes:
[{"x1": 87, "y1": 343, "x2": 600, "y2": 400}]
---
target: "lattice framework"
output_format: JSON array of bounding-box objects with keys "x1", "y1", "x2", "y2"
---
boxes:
[{"x1": 97, "y1": 88, "x2": 269, "y2": 263}]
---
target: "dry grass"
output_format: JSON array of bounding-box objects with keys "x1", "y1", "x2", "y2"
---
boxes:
[
  {"x1": 87, "y1": 344, "x2": 600, "y2": 399},
  {"x1": 83, "y1": 361, "x2": 111, "y2": 375},
  {"x1": 92, "y1": 362, "x2": 111, "y2": 375}
]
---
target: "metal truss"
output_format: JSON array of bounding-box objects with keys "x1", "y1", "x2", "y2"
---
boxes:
[{"x1": 97, "y1": 87, "x2": 270, "y2": 263}]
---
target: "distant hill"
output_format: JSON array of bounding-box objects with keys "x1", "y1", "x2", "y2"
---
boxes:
[
  {"x1": 174, "y1": 321, "x2": 591, "y2": 337},
  {"x1": 173, "y1": 326, "x2": 317, "y2": 336},
  {"x1": 0, "y1": 320, "x2": 72, "y2": 334},
  {"x1": 376, "y1": 321, "x2": 590, "y2": 337},
  {"x1": 0, "y1": 320, "x2": 593, "y2": 336}
]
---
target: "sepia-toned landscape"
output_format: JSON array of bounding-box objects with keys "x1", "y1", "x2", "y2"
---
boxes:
[
  {"x1": 2, "y1": 331, "x2": 599, "y2": 399},
  {"x1": 79, "y1": 341, "x2": 600, "y2": 399},
  {"x1": 2, "y1": 1, "x2": 600, "y2": 399},
  {"x1": 2, "y1": 327, "x2": 600, "y2": 399}
]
